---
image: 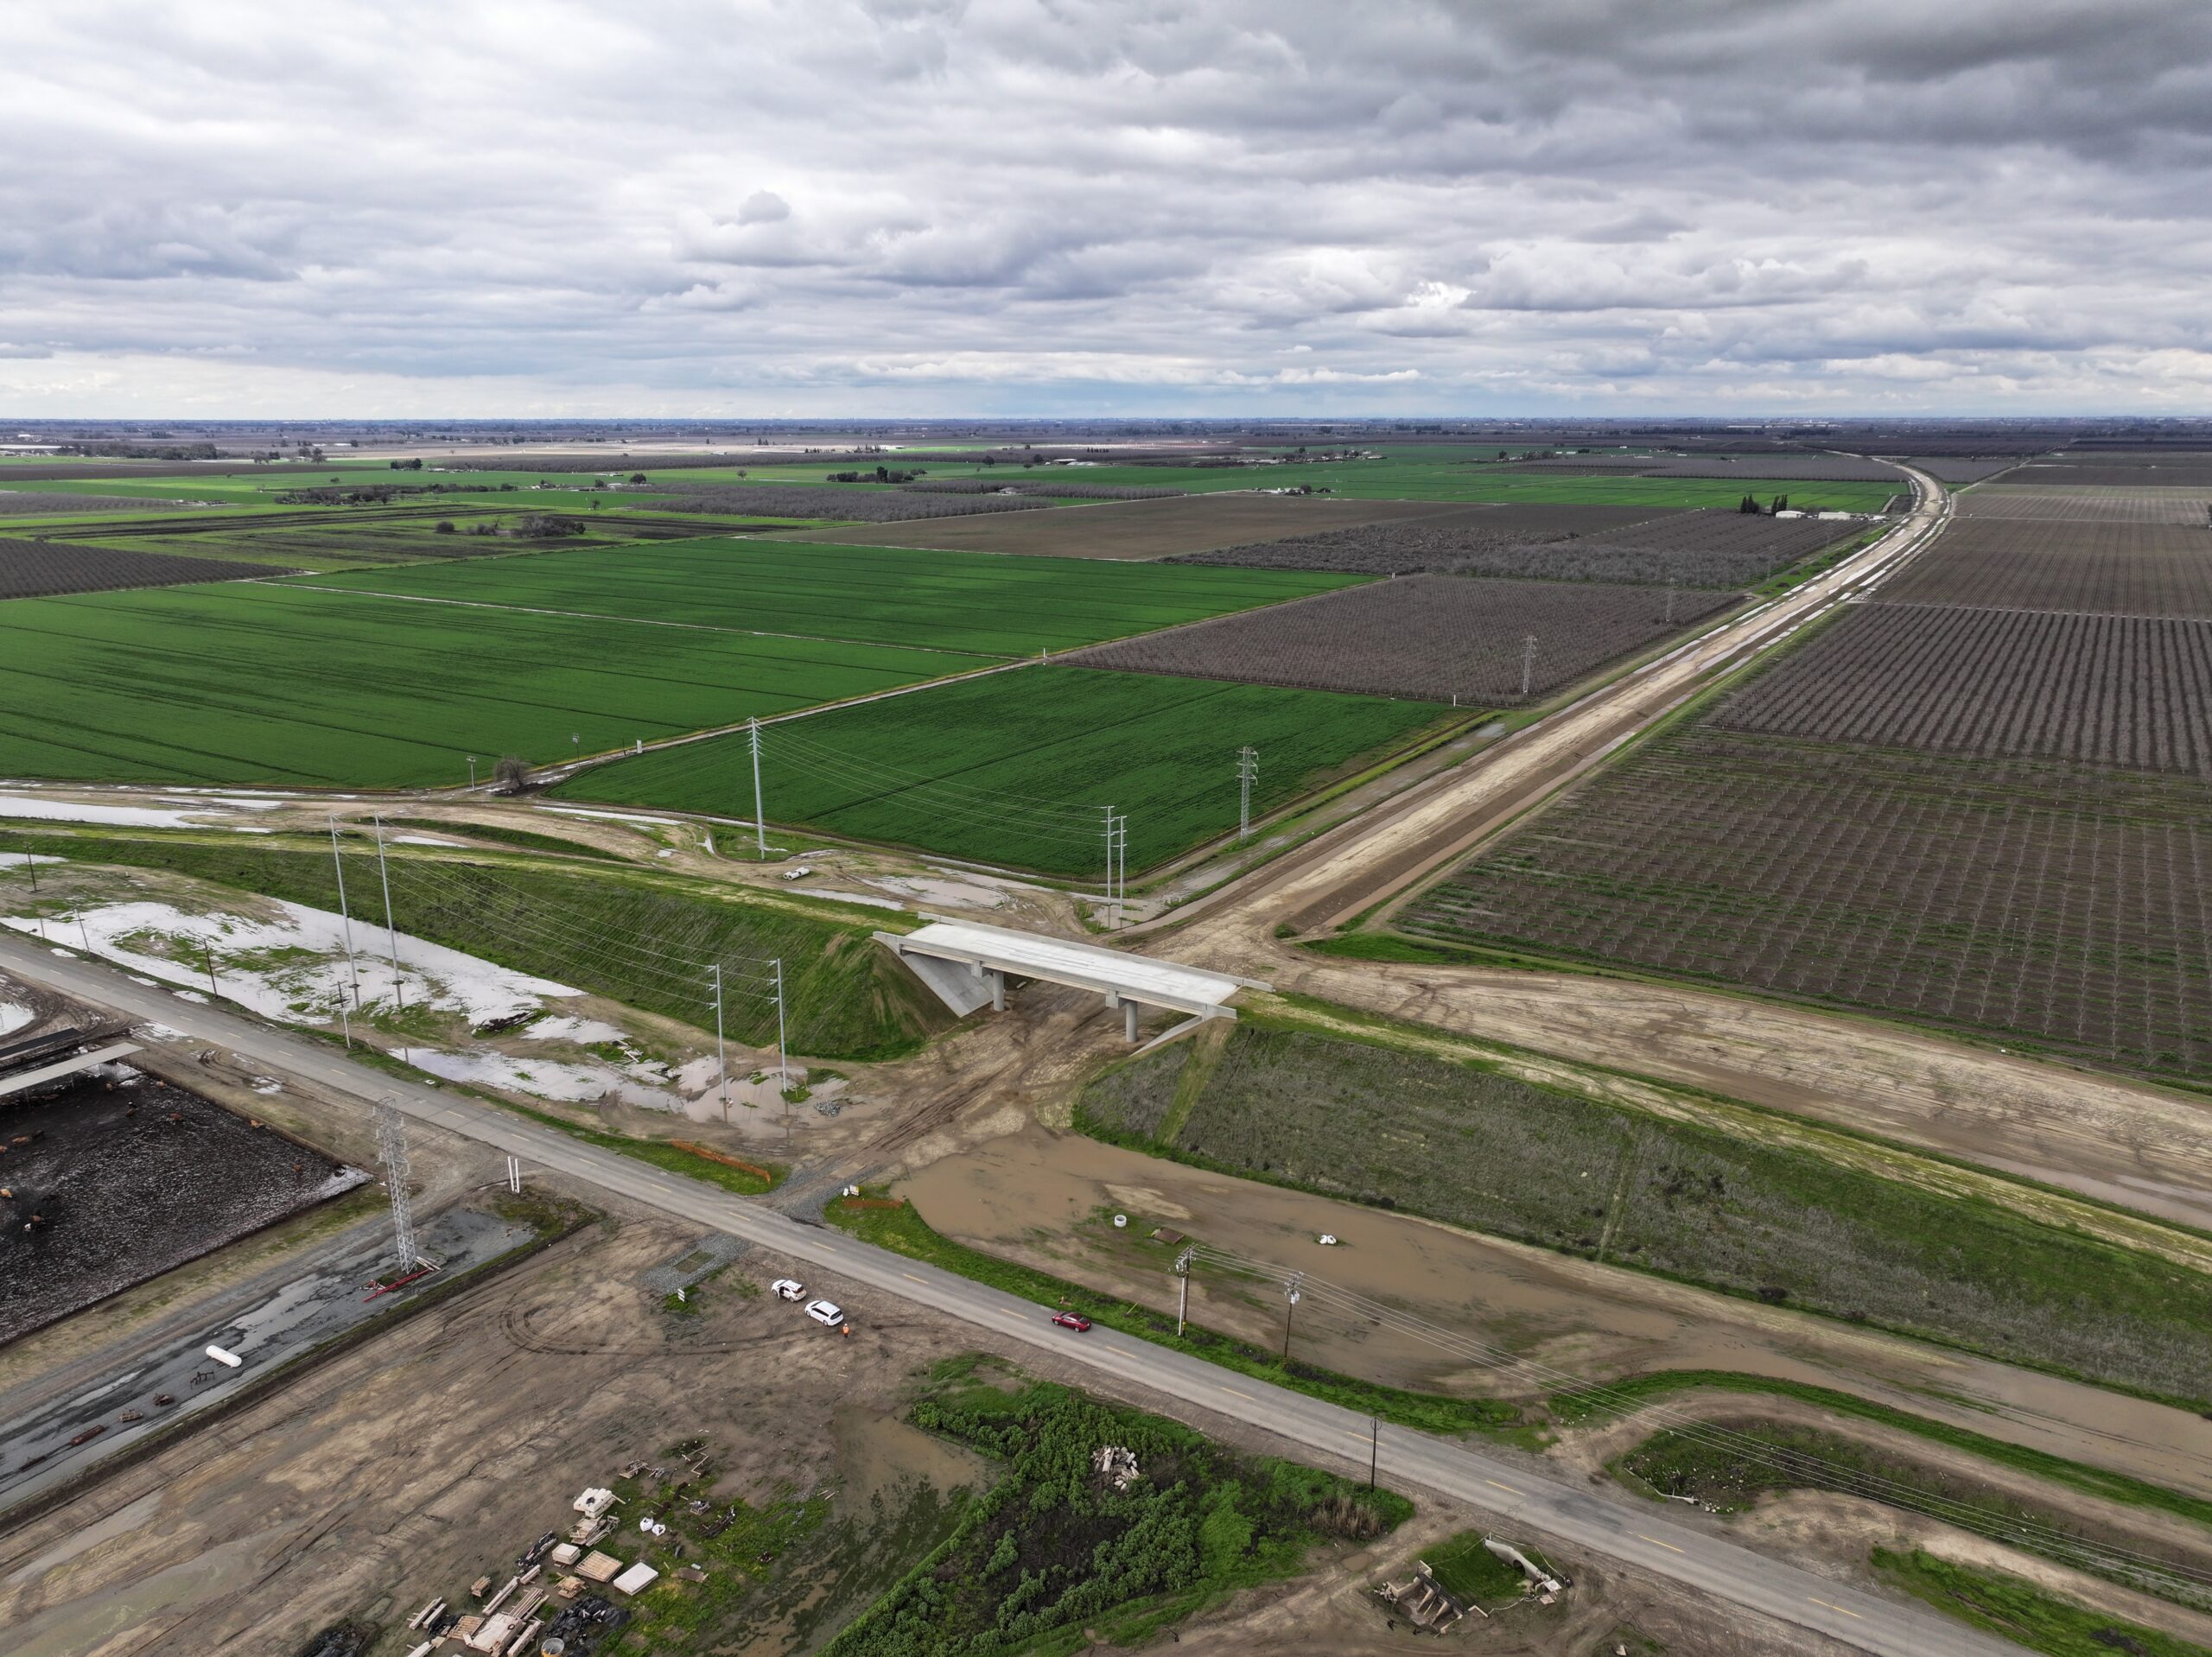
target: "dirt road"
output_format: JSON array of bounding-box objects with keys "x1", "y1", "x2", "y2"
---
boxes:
[
  {"x1": 1147, "y1": 470, "x2": 1951, "y2": 943},
  {"x1": 1091, "y1": 472, "x2": 2212, "y2": 1236}
]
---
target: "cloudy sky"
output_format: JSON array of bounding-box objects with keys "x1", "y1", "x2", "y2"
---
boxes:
[{"x1": 4, "y1": 0, "x2": 2209, "y2": 417}]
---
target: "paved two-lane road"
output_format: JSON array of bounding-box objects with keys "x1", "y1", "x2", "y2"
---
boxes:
[{"x1": 0, "y1": 933, "x2": 2021, "y2": 1656}]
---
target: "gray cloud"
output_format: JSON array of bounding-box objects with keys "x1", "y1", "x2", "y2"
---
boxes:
[{"x1": 2, "y1": 0, "x2": 2208, "y2": 415}]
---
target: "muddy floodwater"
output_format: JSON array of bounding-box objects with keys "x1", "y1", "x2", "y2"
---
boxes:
[{"x1": 0, "y1": 1068, "x2": 364, "y2": 1345}]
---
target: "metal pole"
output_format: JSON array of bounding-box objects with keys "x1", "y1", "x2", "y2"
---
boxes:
[
  {"x1": 749, "y1": 718, "x2": 766, "y2": 854},
  {"x1": 1282, "y1": 1272, "x2": 1302, "y2": 1361},
  {"x1": 772, "y1": 958, "x2": 789, "y2": 1094},
  {"x1": 1102, "y1": 807, "x2": 1117, "y2": 929},
  {"x1": 1236, "y1": 746, "x2": 1256, "y2": 841},
  {"x1": 467, "y1": 755, "x2": 477, "y2": 790},
  {"x1": 75, "y1": 904, "x2": 91, "y2": 952},
  {"x1": 327, "y1": 818, "x2": 361, "y2": 1004},
  {"x1": 709, "y1": 963, "x2": 728, "y2": 1122},
  {"x1": 1521, "y1": 634, "x2": 1537, "y2": 699},
  {"x1": 1175, "y1": 1247, "x2": 1193, "y2": 1337},
  {"x1": 205, "y1": 943, "x2": 218, "y2": 997},
  {"x1": 372, "y1": 815, "x2": 404, "y2": 1014},
  {"x1": 1664, "y1": 577, "x2": 1676, "y2": 625},
  {"x1": 1115, "y1": 814, "x2": 1127, "y2": 928},
  {"x1": 1369, "y1": 1417, "x2": 1378, "y2": 1490}
]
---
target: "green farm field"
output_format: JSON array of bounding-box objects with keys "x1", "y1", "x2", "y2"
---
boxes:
[
  {"x1": 556, "y1": 663, "x2": 1451, "y2": 873},
  {"x1": 290, "y1": 536, "x2": 1361, "y2": 655},
  {"x1": 0, "y1": 581, "x2": 986, "y2": 787},
  {"x1": 4, "y1": 473, "x2": 617, "y2": 508},
  {"x1": 70, "y1": 508, "x2": 817, "y2": 572},
  {"x1": 661, "y1": 460, "x2": 1897, "y2": 511}
]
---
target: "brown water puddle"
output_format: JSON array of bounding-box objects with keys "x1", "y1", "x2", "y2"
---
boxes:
[
  {"x1": 901, "y1": 1123, "x2": 2212, "y2": 1499},
  {"x1": 832, "y1": 1405, "x2": 988, "y2": 1512}
]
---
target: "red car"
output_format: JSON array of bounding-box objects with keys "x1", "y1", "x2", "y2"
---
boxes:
[{"x1": 1051, "y1": 1311, "x2": 1092, "y2": 1332}]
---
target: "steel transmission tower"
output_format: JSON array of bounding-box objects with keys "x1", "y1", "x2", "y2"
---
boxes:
[
  {"x1": 1236, "y1": 746, "x2": 1257, "y2": 841},
  {"x1": 375, "y1": 1099, "x2": 423, "y2": 1272}
]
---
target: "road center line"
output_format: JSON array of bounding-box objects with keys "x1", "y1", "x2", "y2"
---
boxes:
[{"x1": 1636, "y1": 1533, "x2": 1687, "y2": 1555}]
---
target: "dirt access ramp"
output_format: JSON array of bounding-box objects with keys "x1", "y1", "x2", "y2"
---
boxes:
[{"x1": 783, "y1": 493, "x2": 1475, "y2": 559}]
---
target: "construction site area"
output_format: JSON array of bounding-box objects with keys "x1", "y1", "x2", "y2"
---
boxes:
[{"x1": 12, "y1": 423, "x2": 2212, "y2": 1657}]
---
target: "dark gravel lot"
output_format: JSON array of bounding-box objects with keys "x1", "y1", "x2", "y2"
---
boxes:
[{"x1": 0, "y1": 1069, "x2": 359, "y2": 1345}]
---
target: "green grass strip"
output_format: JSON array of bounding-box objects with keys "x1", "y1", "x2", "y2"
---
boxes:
[
  {"x1": 1553, "y1": 1371, "x2": 2212, "y2": 1533},
  {"x1": 500, "y1": 1099, "x2": 783, "y2": 1196},
  {"x1": 1875, "y1": 1546, "x2": 2212, "y2": 1657},
  {"x1": 377, "y1": 816, "x2": 626, "y2": 861},
  {"x1": 822, "y1": 1196, "x2": 1525, "y2": 1440}
]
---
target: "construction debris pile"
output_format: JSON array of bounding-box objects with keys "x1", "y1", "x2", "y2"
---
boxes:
[
  {"x1": 1374, "y1": 1536, "x2": 1570, "y2": 1635},
  {"x1": 395, "y1": 1445, "x2": 734, "y2": 1657}
]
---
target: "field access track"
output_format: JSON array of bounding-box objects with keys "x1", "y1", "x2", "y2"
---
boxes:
[
  {"x1": 0, "y1": 581, "x2": 982, "y2": 788},
  {"x1": 556, "y1": 663, "x2": 1447, "y2": 875},
  {"x1": 289, "y1": 536, "x2": 1358, "y2": 656}
]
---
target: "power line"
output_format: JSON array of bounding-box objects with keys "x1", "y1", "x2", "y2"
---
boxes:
[
  {"x1": 1178, "y1": 1241, "x2": 2212, "y2": 1595},
  {"x1": 373, "y1": 857, "x2": 784, "y2": 1014}
]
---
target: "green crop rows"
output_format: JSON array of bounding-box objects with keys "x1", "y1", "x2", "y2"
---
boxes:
[
  {"x1": 556, "y1": 663, "x2": 1447, "y2": 874},
  {"x1": 0, "y1": 581, "x2": 982, "y2": 787},
  {"x1": 291, "y1": 536, "x2": 1360, "y2": 656}
]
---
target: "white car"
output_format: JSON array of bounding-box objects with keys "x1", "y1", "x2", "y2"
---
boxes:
[
  {"x1": 770, "y1": 1279, "x2": 804, "y2": 1301},
  {"x1": 804, "y1": 1298, "x2": 844, "y2": 1327}
]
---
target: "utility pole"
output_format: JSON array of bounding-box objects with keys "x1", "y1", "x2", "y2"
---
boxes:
[
  {"x1": 1102, "y1": 807, "x2": 1118, "y2": 930},
  {"x1": 749, "y1": 718, "x2": 766, "y2": 854},
  {"x1": 1115, "y1": 814, "x2": 1128, "y2": 927},
  {"x1": 372, "y1": 815, "x2": 404, "y2": 1015},
  {"x1": 1520, "y1": 633, "x2": 1538, "y2": 699},
  {"x1": 1663, "y1": 576, "x2": 1677, "y2": 626},
  {"x1": 708, "y1": 963, "x2": 728, "y2": 1123},
  {"x1": 327, "y1": 818, "x2": 361, "y2": 1005},
  {"x1": 1369, "y1": 1416, "x2": 1378, "y2": 1490},
  {"x1": 204, "y1": 943, "x2": 219, "y2": 998},
  {"x1": 1281, "y1": 1271, "x2": 1304, "y2": 1362},
  {"x1": 772, "y1": 957, "x2": 790, "y2": 1095},
  {"x1": 467, "y1": 755, "x2": 478, "y2": 790},
  {"x1": 1236, "y1": 746, "x2": 1257, "y2": 841},
  {"x1": 571, "y1": 733, "x2": 581, "y2": 764},
  {"x1": 1174, "y1": 1247, "x2": 1195, "y2": 1338}
]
